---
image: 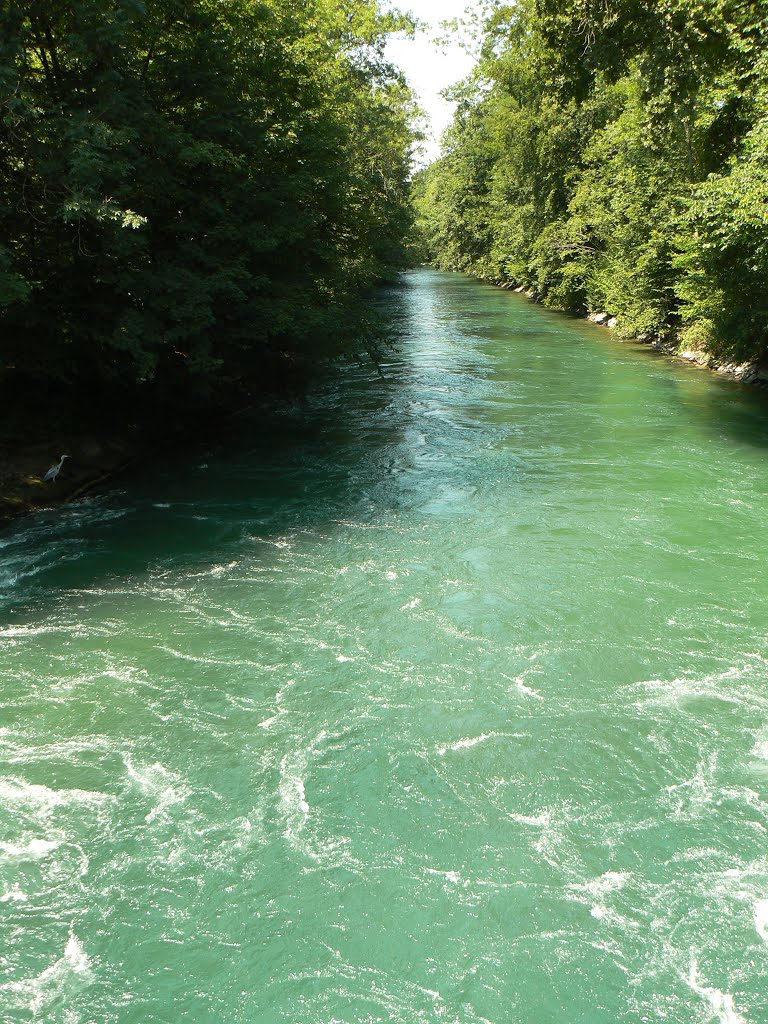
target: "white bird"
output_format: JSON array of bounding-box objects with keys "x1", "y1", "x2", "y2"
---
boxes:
[{"x1": 43, "y1": 454, "x2": 69, "y2": 483}]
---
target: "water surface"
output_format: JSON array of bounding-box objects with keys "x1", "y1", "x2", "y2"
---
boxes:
[{"x1": 2, "y1": 269, "x2": 768, "y2": 1023}]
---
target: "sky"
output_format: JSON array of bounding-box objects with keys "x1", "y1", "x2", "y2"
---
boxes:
[{"x1": 383, "y1": 0, "x2": 477, "y2": 165}]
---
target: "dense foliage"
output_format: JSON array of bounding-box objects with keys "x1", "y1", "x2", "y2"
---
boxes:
[
  {"x1": 0, "y1": 0, "x2": 416, "y2": 407},
  {"x1": 415, "y1": 0, "x2": 768, "y2": 364}
]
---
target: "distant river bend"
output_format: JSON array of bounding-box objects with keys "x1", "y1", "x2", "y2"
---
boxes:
[{"x1": 2, "y1": 269, "x2": 768, "y2": 1023}]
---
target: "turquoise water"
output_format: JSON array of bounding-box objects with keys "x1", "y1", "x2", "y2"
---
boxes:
[{"x1": 2, "y1": 269, "x2": 768, "y2": 1023}]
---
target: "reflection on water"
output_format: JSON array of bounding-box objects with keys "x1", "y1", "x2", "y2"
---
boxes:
[{"x1": 2, "y1": 269, "x2": 768, "y2": 1023}]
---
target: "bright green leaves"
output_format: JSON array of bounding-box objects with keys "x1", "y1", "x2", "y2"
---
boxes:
[
  {"x1": 416, "y1": 0, "x2": 768, "y2": 362},
  {"x1": 0, "y1": 0, "x2": 417, "y2": 401},
  {"x1": 675, "y1": 115, "x2": 768, "y2": 358}
]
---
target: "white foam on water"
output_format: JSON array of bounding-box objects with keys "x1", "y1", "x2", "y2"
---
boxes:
[
  {"x1": 1, "y1": 883, "x2": 28, "y2": 902},
  {"x1": 0, "y1": 778, "x2": 113, "y2": 814},
  {"x1": 750, "y1": 728, "x2": 768, "y2": 764},
  {"x1": 438, "y1": 733, "x2": 487, "y2": 754},
  {"x1": 123, "y1": 756, "x2": 189, "y2": 823},
  {"x1": 683, "y1": 960, "x2": 745, "y2": 1024},
  {"x1": 425, "y1": 866, "x2": 462, "y2": 885},
  {"x1": 572, "y1": 870, "x2": 629, "y2": 898},
  {"x1": 155, "y1": 644, "x2": 239, "y2": 667},
  {"x1": 258, "y1": 678, "x2": 296, "y2": 729},
  {"x1": 530, "y1": 805, "x2": 578, "y2": 869},
  {"x1": 101, "y1": 662, "x2": 151, "y2": 686},
  {"x1": 0, "y1": 734, "x2": 116, "y2": 765},
  {"x1": 507, "y1": 809, "x2": 552, "y2": 827},
  {"x1": 0, "y1": 623, "x2": 66, "y2": 638},
  {"x1": 567, "y1": 870, "x2": 633, "y2": 926},
  {"x1": 1, "y1": 933, "x2": 93, "y2": 1017},
  {"x1": 516, "y1": 679, "x2": 542, "y2": 699},
  {"x1": 279, "y1": 747, "x2": 312, "y2": 851},
  {"x1": 277, "y1": 732, "x2": 356, "y2": 867},
  {"x1": 500, "y1": 671, "x2": 543, "y2": 699},
  {"x1": 184, "y1": 560, "x2": 240, "y2": 580},
  {"x1": 754, "y1": 899, "x2": 768, "y2": 943},
  {"x1": 665, "y1": 753, "x2": 718, "y2": 819},
  {"x1": 436, "y1": 732, "x2": 500, "y2": 755},
  {"x1": 629, "y1": 666, "x2": 758, "y2": 713},
  {"x1": 288, "y1": 776, "x2": 309, "y2": 816},
  {"x1": 0, "y1": 837, "x2": 59, "y2": 860}
]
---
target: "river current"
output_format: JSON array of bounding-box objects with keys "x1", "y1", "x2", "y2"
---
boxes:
[{"x1": 2, "y1": 269, "x2": 768, "y2": 1023}]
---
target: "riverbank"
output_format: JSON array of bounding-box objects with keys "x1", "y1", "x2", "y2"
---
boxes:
[
  {"x1": 0, "y1": 360, "x2": 306, "y2": 530},
  {"x1": 0, "y1": 431, "x2": 141, "y2": 528},
  {"x1": 0, "y1": 406, "x2": 271, "y2": 529},
  {"x1": 487, "y1": 277, "x2": 768, "y2": 390}
]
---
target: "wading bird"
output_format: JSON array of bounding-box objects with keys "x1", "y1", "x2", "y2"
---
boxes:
[{"x1": 43, "y1": 454, "x2": 69, "y2": 483}]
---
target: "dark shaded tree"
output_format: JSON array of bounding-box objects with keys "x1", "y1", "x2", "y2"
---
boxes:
[{"x1": 0, "y1": 0, "x2": 417, "y2": 409}]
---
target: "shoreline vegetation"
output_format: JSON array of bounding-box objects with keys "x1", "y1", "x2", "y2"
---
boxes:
[
  {"x1": 413, "y1": 0, "x2": 768, "y2": 380},
  {"x1": 0, "y1": 0, "x2": 418, "y2": 525}
]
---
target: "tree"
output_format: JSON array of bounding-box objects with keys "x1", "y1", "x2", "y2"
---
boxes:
[
  {"x1": 414, "y1": 0, "x2": 768, "y2": 363},
  {"x1": 0, "y1": 0, "x2": 417, "y2": 409}
]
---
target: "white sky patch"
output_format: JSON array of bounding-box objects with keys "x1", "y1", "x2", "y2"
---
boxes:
[{"x1": 384, "y1": 0, "x2": 477, "y2": 165}]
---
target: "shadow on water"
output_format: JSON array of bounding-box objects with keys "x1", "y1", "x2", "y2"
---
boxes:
[
  {"x1": 0, "y1": 275, "x2": 459, "y2": 619},
  {"x1": 581, "y1": 332, "x2": 768, "y2": 456},
  {"x1": 3, "y1": 268, "x2": 768, "y2": 621},
  {"x1": 672, "y1": 370, "x2": 768, "y2": 451},
  {"x1": 0, "y1": 369, "x2": 412, "y2": 620},
  {"x1": 479, "y1": 278, "x2": 768, "y2": 453}
]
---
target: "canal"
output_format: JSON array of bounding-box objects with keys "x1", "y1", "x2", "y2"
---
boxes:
[{"x1": 2, "y1": 268, "x2": 768, "y2": 1022}]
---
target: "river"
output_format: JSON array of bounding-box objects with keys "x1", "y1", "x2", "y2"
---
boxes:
[{"x1": 2, "y1": 268, "x2": 768, "y2": 1023}]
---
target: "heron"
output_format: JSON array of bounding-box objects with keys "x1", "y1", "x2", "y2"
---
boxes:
[{"x1": 43, "y1": 454, "x2": 69, "y2": 483}]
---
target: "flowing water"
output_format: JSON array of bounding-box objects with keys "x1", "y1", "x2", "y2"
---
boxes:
[{"x1": 2, "y1": 268, "x2": 768, "y2": 1024}]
